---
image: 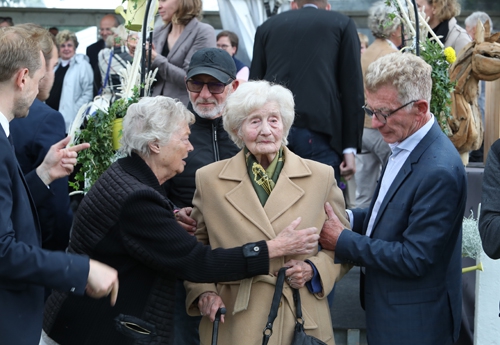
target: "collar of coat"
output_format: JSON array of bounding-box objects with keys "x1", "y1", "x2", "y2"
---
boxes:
[{"x1": 218, "y1": 146, "x2": 312, "y2": 182}]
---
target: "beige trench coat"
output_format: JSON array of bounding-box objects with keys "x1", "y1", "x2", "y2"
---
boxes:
[{"x1": 185, "y1": 148, "x2": 350, "y2": 345}]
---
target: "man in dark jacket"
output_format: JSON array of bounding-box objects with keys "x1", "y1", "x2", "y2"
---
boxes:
[
  {"x1": 164, "y1": 48, "x2": 240, "y2": 345},
  {"x1": 166, "y1": 48, "x2": 240, "y2": 210},
  {"x1": 250, "y1": 0, "x2": 364, "y2": 184},
  {"x1": 86, "y1": 14, "x2": 119, "y2": 96}
]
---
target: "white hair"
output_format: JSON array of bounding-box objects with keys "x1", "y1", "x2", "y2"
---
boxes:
[
  {"x1": 222, "y1": 80, "x2": 295, "y2": 149},
  {"x1": 465, "y1": 11, "x2": 493, "y2": 32},
  {"x1": 121, "y1": 96, "x2": 195, "y2": 157},
  {"x1": 368, "y1": 1, "x2": 401, "y2": 39}
]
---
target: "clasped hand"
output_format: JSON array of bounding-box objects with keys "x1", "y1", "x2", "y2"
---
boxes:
[{"x1": 198, "y1": 291, "x2": 225, "y2": 323}]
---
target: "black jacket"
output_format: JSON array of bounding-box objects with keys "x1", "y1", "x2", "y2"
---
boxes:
[
  {"x1": 43, "y1": 154, "x2": 269, "y2": 345},
  {"x1": 166, "y1": 103, "x2": 240, "y2": 208},
  {"x1": 250, "y1": 6, "x2": 365, "y2": 155}
]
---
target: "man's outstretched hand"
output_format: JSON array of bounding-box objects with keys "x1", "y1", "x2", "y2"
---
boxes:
[{"x1": 36, "y1": 136, "x2": 90, "y2": 185}]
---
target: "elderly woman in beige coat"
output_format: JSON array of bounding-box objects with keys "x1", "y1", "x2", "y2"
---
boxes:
[{"x1": 185, "y1": 81, "x2": 350, "y2": 345}]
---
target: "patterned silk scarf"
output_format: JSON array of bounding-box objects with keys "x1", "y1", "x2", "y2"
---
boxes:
[{"x1": 245, "y1": 146, "x2": 285, "y2": 206}]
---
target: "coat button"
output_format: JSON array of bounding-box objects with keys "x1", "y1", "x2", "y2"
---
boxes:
[{"x1": 253, "y1": 246, "x2": 260, "y2": 252}]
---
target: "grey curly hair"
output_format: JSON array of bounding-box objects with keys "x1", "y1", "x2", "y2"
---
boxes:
[
  {"x1": 121, "y1": 96, "x2": 195, "y2": 157},
  {"x1": 368, "y1": 1, "x2": 401, "y2": 39},
  {"x1": 365, "y1": 53, "x2": 432, "y2": 105}
]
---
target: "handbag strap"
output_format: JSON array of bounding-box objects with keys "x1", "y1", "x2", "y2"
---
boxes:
[
  {"x1": 262, "y1": 267, "x2": 289, "y2": 345},
  {"x1": 293, "y1": 285, "x2": 303, "y2": 320},
  {"x1": 97, "y1": 50, "x2": 114, "y2": 96}
]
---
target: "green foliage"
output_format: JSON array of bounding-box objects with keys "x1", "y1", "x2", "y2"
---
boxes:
[
  {"x1": 70, "y1": 87, "x2": 141, "y2": 192},
  {"x1": 420, "y1": 39, "x2": 456, "y2": 135},
  {"x1": 69, "y1": 109, "x2": 114, "y2": 192},
  {"x1": 109, "y1": 86, "x2": 140, "y2": 119}
]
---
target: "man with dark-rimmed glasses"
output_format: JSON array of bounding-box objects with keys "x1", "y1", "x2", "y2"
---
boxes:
[
  {"x1": 165, "y1": 47, "x2": 240, "y2": 345},
  {"x1": 319, "y1": 52, "x2": 467, "y2": 345}
]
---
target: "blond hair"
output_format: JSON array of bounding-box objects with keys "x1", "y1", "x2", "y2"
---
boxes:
[
  {"x1": 0, "y1": 26, "x2": 42, "y2": 82},
  {"x1": 55, "y1": 29, "x2": 79, "y2": 48},
  {"x1": 16, "y1": 24, "x2": 56, "y2": 69},
  {"x1": 172, "y1": 0, "x2": 202, "y2": 26},
  {"x1": 425, "y1": 0, "x2": 460, "y2": 22}
]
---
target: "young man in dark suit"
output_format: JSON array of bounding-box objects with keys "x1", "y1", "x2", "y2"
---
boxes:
[
  {"x1": 320, "y1": 53, "x2": 467, "y2": 345},
  {"x1": 11, "y1": 24, "x2": 72, "y2": 252},
  {"x1": 0, "y1": 26, "x2": 119, "y2": 345},
  {"x1": 250, "y1": 0, "x2": 365, "y2": 185}
]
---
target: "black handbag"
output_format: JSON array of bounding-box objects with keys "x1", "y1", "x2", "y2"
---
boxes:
[{"x1": 262, "y1": 267, "x2": 328, "y2": 345}]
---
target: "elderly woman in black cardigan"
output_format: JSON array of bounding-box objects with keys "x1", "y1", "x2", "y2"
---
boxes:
[{"x1": 41, "y1": 96, "x2": 318, "y2": 345}]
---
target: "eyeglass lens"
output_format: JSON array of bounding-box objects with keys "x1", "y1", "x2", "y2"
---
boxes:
[
  {"x1": 186, "y1": 80, "x2": 226, "y2": 94},
  {"x1": 363, "y1": 106, "x2": 387, "y2": 124}
]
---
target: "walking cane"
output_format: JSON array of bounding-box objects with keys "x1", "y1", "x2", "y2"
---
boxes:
[{"x1": 211, "y1": 307, "x2": 226, "y2": 345}]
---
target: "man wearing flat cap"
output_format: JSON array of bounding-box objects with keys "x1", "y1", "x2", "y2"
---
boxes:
[{"x1": 165, "y1": 47, "x2": 240, "y2": 345}]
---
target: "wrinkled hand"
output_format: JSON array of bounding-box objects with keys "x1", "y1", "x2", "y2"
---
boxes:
[
  {"x1": 176, "y1": 207, "x2": 197, "y2": 235},
  {"x1": 198, "y1": 291, "x2": 225, "y2": 323},
  {"x1": 267, "y1": 217, "x2": 319, "y2": 258},
  {"x1": 319, "y1": 202, "x2": 344, "y2": 251},
  {"x1": 86, "y1": 259, "x2": 119, "y2": 306},
  {"x1": 36, "y1": 136, "x2": 90, "y2": 185},
  {"x1": 283, "y1": 260, "x2": 313, "y2": 289},
  {"x1": 340, "y1": 153, "x2": 356, "y2": 181}
]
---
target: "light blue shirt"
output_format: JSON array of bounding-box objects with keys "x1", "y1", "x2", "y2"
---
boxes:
[{"x1": 365, "y1": 115, "x2": 435, "y2": 237}]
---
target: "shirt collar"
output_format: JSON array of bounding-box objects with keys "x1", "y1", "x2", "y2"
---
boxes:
[
  {"x1": 389, "y1": 114, "x2": 435, "y2": 154},
  {"x1": 303, "y1": 3, "x2": 318, "y2": 9},
  {"x1": 0, "y1": 111, "x2": 9, "y2": 137},
  {"x1": 386, "y1": 39, "x2": 398, "y2": 50}
]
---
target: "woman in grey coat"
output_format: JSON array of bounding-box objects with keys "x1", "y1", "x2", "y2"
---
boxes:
[{"x1": 150, "y1": 0, "x2": 215, "y2": 105}]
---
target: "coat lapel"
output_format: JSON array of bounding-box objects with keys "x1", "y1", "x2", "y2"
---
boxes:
[
  {"x1": 220, "y1": 148, "x2": 309, "y2": 240},
  {"x1": 264, "y1": 148, "x2": 310, "y2": 222},
  {"x1": 370, "y1": 121, "x2": 442, "y2": 235},
  {"x1": 154, "y1": 24, "x2": 170, "y2": 56}
]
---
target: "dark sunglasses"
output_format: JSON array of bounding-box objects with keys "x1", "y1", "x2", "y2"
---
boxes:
[
  {"x1": 185, "y1": 79, "x2": 231, "y2": 94},
  {"x1": 363, "y1": 100, "x2": 418, "y2": 124},
  {"x1": 0, "y1": 17, "x2": 13, "y2": 23}
]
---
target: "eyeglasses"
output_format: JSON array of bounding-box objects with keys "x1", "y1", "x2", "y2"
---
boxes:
[
  {"x1": 0, "y1": 17, "x2": 13, "y2": 24},
  {"x1": 185, "y1": 79, "x2": 231, "y2": 94},
  {"x1": 363, "y1": 100, "x2": 418, "y2": 124}
]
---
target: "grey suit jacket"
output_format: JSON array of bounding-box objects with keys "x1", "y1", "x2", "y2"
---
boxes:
[{"x1": 151, "y1": 18, "x2": 215, "y2": 105}]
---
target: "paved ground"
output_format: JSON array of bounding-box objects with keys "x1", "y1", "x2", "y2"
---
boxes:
[
  {"x1": 331, "y1": 266, "x2": 366, "y2": 330},
  {"x1": 331, "y1": 266, "x2": 367, "y2": 345}
]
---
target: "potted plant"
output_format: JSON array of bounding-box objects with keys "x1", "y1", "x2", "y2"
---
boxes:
[{"x1": 69, "y1": 87, "x2": 141, "y2": 192}]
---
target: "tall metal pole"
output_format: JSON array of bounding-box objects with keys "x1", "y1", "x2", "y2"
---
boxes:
[
  {"x1": 411, "y1": 0, "x2": 420, "y2": 56},
  {"x1": 140, "y1": 0, "x2": 154, "y2": 97}
]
